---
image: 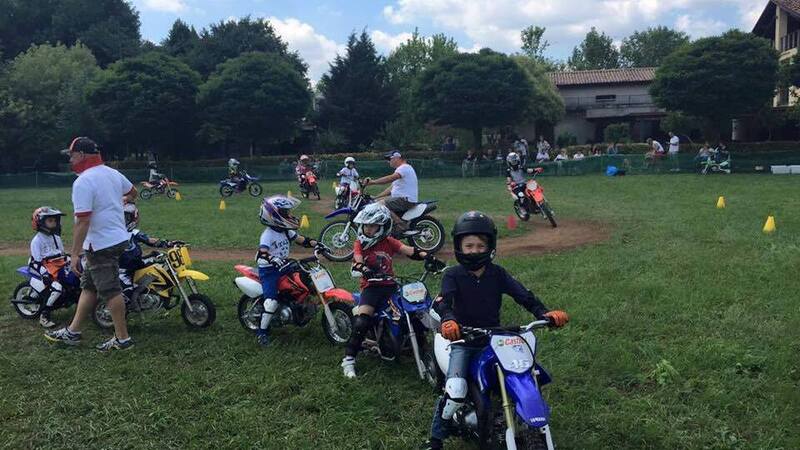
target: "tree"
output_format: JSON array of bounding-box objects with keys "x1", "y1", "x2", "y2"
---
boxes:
[
  {"x1": 1, "y1": 43, "x2": 100, "y2": 169},
  {"x1": 603, "y1": 123, "x2": 631, "y2": 143},
  {"x1": 512, "y1": 56, "x2": 565, "y2": 125},
  {"x1": 87, "y1": 52, "x2": 201, "y2": 158},
  {"x1": 162, "y1": 19, "x2": 199, "y2": 58},
  {"x1": 197, "y1": 52, "x2": 311, "y2": 154},
  {"x1": 651, "y1": 30, "x2": 779, "y2": 139},
  {"x1": 568, "y1": 27, "x2": 620, "y2": 70},
  {"x1": 414, "y1": 49, "x2": 537, "y2": 148},
  {"x1": 317, "y1": 31, "x2": 397, "y2": 148},
  {"x1": 190, "y1": 17, "x2": 306, "y2": 78},
  {"x1": 519, "y1": 25, "x2": 565, "y2": 72},
  {"x1": 620, "y1": 26, "x2": 690, "y2": 67},
  {"x1": 0, "y1": 0, "x2": 141, "y2": 66}
]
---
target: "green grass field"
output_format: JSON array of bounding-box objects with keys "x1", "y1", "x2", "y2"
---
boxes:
[{"x1": 1, "y1": 175, "x2": 799, "y2": 449}]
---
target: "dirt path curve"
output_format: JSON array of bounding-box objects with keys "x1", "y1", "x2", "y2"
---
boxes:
[{"x1": 0, "y1": 218, "x2": 611, "y2": 261}]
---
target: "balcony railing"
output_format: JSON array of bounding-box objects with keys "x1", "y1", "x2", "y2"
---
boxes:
[
  {"x1": 563, "y1": 94, "x2": 656, "y2": 111},
  {"x1": 780, "y1": 29, "x2": 800, "y2": 52}
]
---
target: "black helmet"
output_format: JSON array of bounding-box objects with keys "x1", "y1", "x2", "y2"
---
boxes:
[{"x1": 452, "y1": 211, "x2": 497, "y2": 271}]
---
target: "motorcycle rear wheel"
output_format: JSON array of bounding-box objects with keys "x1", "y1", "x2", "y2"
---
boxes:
[
  {"x1": 248, "y1": 183, "x2": 262, "y2": 197},
  {"x1": 321, "y1": 301, "x2": 353, "y2": 345},
  {"x1": 92, "y1": 299, "x2": 115, "y2": 330},
  {"x1": 408, "y1": 215, "x2": 445, "y2": 254},
  {"x1": 181, "y1": 294, "x2": 216, "y2": 329},
  {"x1": 140, "y1": 188, "x2": 153, "y2": 200},
  {"x1": 237, "y1": 295, "x2": 263, "y2": 333},
  {"x1": 12, "y1": 282, "x2": 41, "y2": 319}
]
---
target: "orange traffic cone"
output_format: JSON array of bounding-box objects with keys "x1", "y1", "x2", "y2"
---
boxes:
[{"x1": 507, "y1": 215, "x2": 518, "y2": 230}]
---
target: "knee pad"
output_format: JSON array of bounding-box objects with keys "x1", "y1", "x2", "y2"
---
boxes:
[
  {"x1": 45, "y1": 281, "x2": 63, "y2": 307},
  {"x1": 29, "y1": 277, "x2": 46, "y2": 294},
  {"x1": 441, "y1": 377, "x2": 468, "y2": 420},
  {"x1": 262, "y1": 297, "x2": 279, "y2": 314},
  {"x1": 351, "y1": 313, "x2": 372, "y2": 337}
]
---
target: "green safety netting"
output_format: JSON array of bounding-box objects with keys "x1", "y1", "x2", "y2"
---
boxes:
[{"x1": 3, "y1": 151, "x2": 800, "y2": 188}]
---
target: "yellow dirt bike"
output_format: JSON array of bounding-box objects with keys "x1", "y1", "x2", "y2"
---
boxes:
[{"x1": 92, "y1": 244, "x2": 216, "y2": 330}]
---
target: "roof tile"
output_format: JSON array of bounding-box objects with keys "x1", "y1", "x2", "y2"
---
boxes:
[{"x1": 548, "y1": 67, "x2": 656, "y2": 87}]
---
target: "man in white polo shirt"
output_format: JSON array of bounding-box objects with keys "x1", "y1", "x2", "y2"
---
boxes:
[
  {"x1": 46, "y1": 137, "x2": 138, "y2": 352},
  {"x1": 668, "y1": 131, "x2": 680, "y2": 172},
  {"x1": 363, "y1": 150, "x2": 419, "y2": 235}
]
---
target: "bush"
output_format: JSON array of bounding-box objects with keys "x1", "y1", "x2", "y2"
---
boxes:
[
  {"x1": 603, "y1": 123, "x2": 631, "y2": 143},
  {"x1": 562, "y1": 141, "x2": 800, "y2": 155},
  {"x1": 556, "y1": 131, "x2": 577, "y2": 148}
]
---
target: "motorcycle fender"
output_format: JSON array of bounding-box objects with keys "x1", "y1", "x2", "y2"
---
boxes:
[
  {"x1": 532, "y1": 189, "x2": 545, "y2": 203},
  {"x1": 471, "y1": 347, "x2": 500, "y2": 393},
  {"x1": 325, "y1": 207, "x2": 354, "y2": 219},
  {"x1": 535, "y1": 363, "x2": 552, "y2": 386},
  {"x1": 235, "y1": 276, "x2": 263, "y2": 298},
  {"x1": 322, "y1": 288, "x2": 355, "y2": 304},
  {"x1": 16, "y1": 266, "x2": 32, "y2": 279},
  {"x1": 177, "y1": 269, "x2": 209, "y2": 281},
  {"x1": 504, "y1": 372, "x2": 550, "y2": 427}
]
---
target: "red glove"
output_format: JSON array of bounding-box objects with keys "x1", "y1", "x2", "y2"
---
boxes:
[
  {"x1": 544, "y1": 310, "x2": 569, "y2": 328},
  {"x1": 441, "y1": 320, "x2": 461, "y2": 341}
]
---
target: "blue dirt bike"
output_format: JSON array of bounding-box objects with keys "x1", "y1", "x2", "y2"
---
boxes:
[
  {"x1": 219, "y1": 172, "x2": 263, "y2": 197},
  {"x1": 353, "y1": 258, "x2": 446, "y2": 381},
  {"x1": 10, "y1": 264, "x2": 81, "y2": 321},
  {"x1": 428, "y1": 319, "x2": 560, "y2": 449}
]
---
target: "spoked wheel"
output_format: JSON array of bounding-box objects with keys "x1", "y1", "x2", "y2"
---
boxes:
[
  {"x1": 12, "y1": 282, "x2": 42, "y2": 319},
  {"x1": 422, "y1": 350, "x2": 444, "y2": 389},
  {"x1": 220, "y1": 185, "x2": 235, "y2": 197},
  {"x1": 237, "y1": 295, "x2": 264, "y2": 333},
  {"x1": 140, "y1": 188, "x2": 153, "y2": 200},
  {"x1": 181, "y1": 294, "x2": 216, "y2": 329},
  {"x1": 540, "y1": 201, "x2": 557, "y2": 228},
  {"x1": 92, "y1": 299, "x2": 115, "y2": 330},
  {"x1": 248, "y1": 183, "x2": 262, "y2": 197},
  {"x1": 166, "y1": 189, "x2": 177, "y2": 199},
  {"x1": 313, "y1": 185, "x2": 321, "y2": 200},
  {"x1": 376, "y1": 325, "x2": 400, "y2": 361},
  {"x1": 319, "y1": 220, "x2": 356, "y2": 262},
  {"x1": 321, "y1": 302, "x2": 353, "y2": 345},
  {"x1": 408, "y1": 215, "x2": 445, "y2": 254},
  {"x1": 514, "y1": 200, "x2": 531, "y2": 221},
  {"x1": 517, "y1": 425, "x2": 550, "y2": 450}
]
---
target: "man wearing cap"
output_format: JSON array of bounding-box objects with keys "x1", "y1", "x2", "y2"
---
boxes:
[
  {"x1": 363, "y1": 151, "x2": 419, "y2": 235},
  {"x1": 46, "y1": 137, "x2": 138, "y2": 352}
]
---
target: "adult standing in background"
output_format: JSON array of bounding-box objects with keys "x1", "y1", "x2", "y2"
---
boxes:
[
  {"x1": 46, "y1": 137, "x2": 138, "y2": 352},
  {"x1": 668, "y1": 131, "x2": 680, "y2": 172}
]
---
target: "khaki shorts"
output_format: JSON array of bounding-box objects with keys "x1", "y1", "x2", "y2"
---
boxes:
[
  {"x1": 382, "y1": 197, "x2": 416, "y2": 216},
  {"x1": 81, "y1": 241, "x2": 127, "y2": 301}
]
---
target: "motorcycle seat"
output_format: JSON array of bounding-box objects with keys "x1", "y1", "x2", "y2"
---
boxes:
[{"x1": 401, "y1": 201, "x2": 438, "y2": 221}]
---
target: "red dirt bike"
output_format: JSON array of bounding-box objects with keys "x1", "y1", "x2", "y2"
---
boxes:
[
  {"x1": 233, "y1": 250, "x2": 354, "y2": 345},
  {"x1": 510, "y1": 167, "x2": 557, "y2": 227},
  {"x1": 300, "y1": 169, "x2": 321, "y2": 200},
  {"x1": 140, "y1": 178, "x2": 179, "y2": 200}
]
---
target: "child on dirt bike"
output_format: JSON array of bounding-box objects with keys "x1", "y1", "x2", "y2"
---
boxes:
[
  {"x1": 422, "y1": 211, "x2": 569, "y2": 450},
  {"x1": 505, "y1": 152, "x2": 527, "y2": 200},
  {"x1": 228, "y1": 158, "x2": 246, "y2": 187},
  {"x1": 28, "y1": 207, "x2": 79, "y2": 328},
  {"x1": 148, "y1": 162, "x2": 166, "y2": 186},
  {"x1": 119, "y1": 202, "x2": 181, "y2": 302},
  {"x1": 337, "y1": 156, "x2": 359, "y2": 190},
  {"x1": 295, "y1": 155, "x2": 313, "y2": 185},
  {"x1": 255, "y1": 195, "x2": 326, "y2": 346},
  {"x1": 341, "y1": 203, "x2": 437, "y2": 379}
]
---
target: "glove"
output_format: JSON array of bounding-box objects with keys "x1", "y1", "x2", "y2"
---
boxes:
[
  {"x1": 441, "y1": 320, "x2": 461, "y2": 341},
  {"x1": 314, "y1": 242, "x2": 329, "y2": 254},
  {"x1": 168, "y1": 240, "x2": 185, "y2": 247},
  {"x1": 543, "y1": 310, "x2": 569, "y2": 328}
]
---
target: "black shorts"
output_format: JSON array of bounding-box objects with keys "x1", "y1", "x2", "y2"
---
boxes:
[
  {"x1": 383, "y1": 197, "x2": 415, "y2": 215},
  {"x1": 358, "y1": 284, "x2": 397, "y2": 309}
]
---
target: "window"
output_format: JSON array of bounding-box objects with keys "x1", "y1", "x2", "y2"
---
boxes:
[{"x1": 595, "y1": 94, "x2": 616, "y2": 103}]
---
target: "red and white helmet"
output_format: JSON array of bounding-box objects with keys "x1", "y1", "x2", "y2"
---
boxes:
[
  {"x1": 31, "y1": 206, "x2": 65, "y2": 236},
  {"x1": 259, "y1": 195, "x2": 301, "y2": 230},
  {"x1": 123, "y1": 202, "x2": 139, "y2": 232},
  {"x1": 300, "y1": 154, "x2": 310, "y2": 162}
]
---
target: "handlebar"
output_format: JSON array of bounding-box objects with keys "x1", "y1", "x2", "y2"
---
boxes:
[{"x1": 447, "y1": 320, "x2": 552, "y2": 345}]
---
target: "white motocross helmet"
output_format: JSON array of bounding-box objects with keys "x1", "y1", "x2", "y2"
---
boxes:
[
  {"x1": 506, "y1": 152, "x2": 520, "y2": 167},
  {"x1": 344, "y1": 156, "x2": 355, "y2": 167},
  {"x1": 228, "y1": 158, "x2": 240, "y2": 169},
  {"x1": 259, "y1": 195, "x2": 301, "y2": 230},
  {"x1": 353, "y1": 203, "x2": 393, "y2": 249}
]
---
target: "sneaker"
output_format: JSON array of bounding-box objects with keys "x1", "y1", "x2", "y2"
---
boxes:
[
  {"x1": 39, "y1": 313, "x2": 56, "y2": 328},
  {"x1": 96, "y1": 336, "x2": 135, "y2": 352},
  {"x1": 256, "y1": 331, "x2": 270, "y2": 347},
  {"x1": 44, "y1": 327, "x2": 81, "y2": 345},
  {"x1": 341, "y1": 357, "x2": 357, "y2": 379}
]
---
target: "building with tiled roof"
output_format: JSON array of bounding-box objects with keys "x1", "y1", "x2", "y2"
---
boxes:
[{"x1": 752, "y1": 0, "x2": 800, "y2": 106}]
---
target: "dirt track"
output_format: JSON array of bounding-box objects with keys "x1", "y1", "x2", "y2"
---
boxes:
[{"x1": 0, "y1": 218, "x2": 611, "y2": 261}]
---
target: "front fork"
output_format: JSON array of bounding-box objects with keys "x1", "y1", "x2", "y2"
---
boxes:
[
  {"x1": 317, "y1": 292, "x2": 337, "y2": 332},
  {"x1": 497, "y1": 365, "x2": 556, "y2": 450},
  {"x1": 405, "y1": 313, "x2": 426, "y2": 380}
]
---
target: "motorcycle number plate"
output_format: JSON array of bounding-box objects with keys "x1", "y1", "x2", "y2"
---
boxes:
[
  {"x1": 491, "y1": 333, "x2": 535, "y2": 374},
  {"x1": 526, "y1": 180, "x2": 538, "y2": 191},
  {"x1": 310, "y1": 268, "x2": 334, "y2": 293},
  {"x1": 402, "y1": 282, "x2": 427, "y2": 303}
]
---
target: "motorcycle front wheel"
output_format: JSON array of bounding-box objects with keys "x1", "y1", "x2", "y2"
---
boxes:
[
  {"x1": 540, "y1": 201, "x2": 557, "y2": 228},
  {"x1": 313, "y1": 184, "x2": 321, "y2": 200},
  {"x1": 248, "y1": 182, "x2": 262, "y2": 197},
  {"x1": 321, "y1": 301, "x2": 353, "y2": 345},
  {"x1": 408, "y1": 215, "x2": 445, "y2": 254},
  {"x1": 12, "y1": 282, "x2": 41, "y2": 319},
  {"x1": 166, "y1": 188, "x2": 177, "y2": 199},
  {"x1": 140, "y1": 188, "x2": 153, "y2": 200},
  {"x1": 237, "y1": 295, "x2": 263, "y2": 333},
  {"x1": 181, "y1": 294, "x2": 216, "y2": 329},
  {"x1": 319, "y1": 220, "x2": 356, "y2": 262},
  {"x1": 517, "y1": 425, "x2": 550, "y2": 450},
  {"x1": 514, "y1": 200, "x2": 531, "y2": 221},
  {"x1": 219, "y1": 185, "x2": 235, "y2": 197}
]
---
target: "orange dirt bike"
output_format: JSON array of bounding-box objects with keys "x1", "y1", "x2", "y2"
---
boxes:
[
  {"x1": 140, "y1": 178, "x2": 179, "y2": 200},
  {"x1": 300, "y1": 169, "x2": 321, "y2": 200},
  {"x1": 510, "y1": 167, "x2": 557, "y2": 227}
]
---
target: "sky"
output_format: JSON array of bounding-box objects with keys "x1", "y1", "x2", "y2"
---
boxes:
[{"x1": 131, "y1": 0, "x2": 770, "y2": 81}]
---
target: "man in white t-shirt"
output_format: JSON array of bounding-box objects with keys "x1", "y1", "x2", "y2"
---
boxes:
[
  {"x1": 668, "y1": 131, "x2": 681, "y2": 171},
  {"x1": 363, "y1": 151, "x2": 419, "y2": 235},
  {"x1": 46, "y1": 137, "x2": 138, "y2": 352}
]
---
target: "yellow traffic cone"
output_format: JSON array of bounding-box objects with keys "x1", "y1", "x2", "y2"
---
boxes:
[
  {"x1": 716, "y1": 196, "x2": 725, "y2": 209},
  {"x1": 763, "y1": 215, "x2": 776, "y2": 234},
  {"x1": 219, "y1": 199, "x2": 226, "y2": 211},
  {"x1": 300, "y1": 214, "x2": 310, "y2": 229},
  {"x1": 287, "y1": 190, "x2": 292, "y2": 198},
  {"x1": 332, "y1": 182, "x2": 337, "y2": 191},
  {"x1": 175, "y1": 191, "x2": 182, "y2": 201}
]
